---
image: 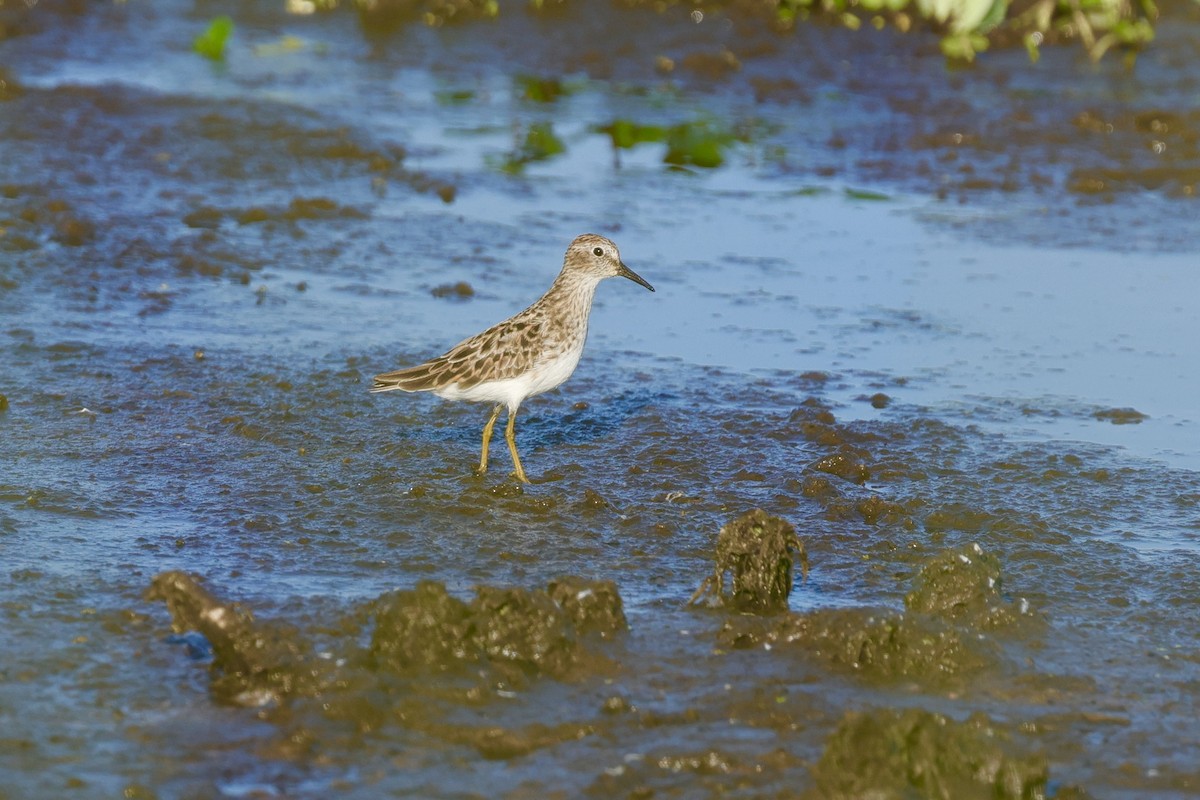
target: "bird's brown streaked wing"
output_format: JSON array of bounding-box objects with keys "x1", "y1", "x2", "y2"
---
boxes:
[
  {"x1": 442, "y1": 316, "x2": 544, "y2": 390},
  {"x1": 371, "y1": 314, "x2": 545, "y2": 393}
]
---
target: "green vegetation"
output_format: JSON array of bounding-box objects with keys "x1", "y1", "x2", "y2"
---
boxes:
[
  {"x1": 773, "y1": 0, "x2": 1158, "y2": 61},
  {"x1": 491, "y1": 121, "x2": 566, "y2": 173},
  {"x1": 844, "y1": 187, "x2": 891, "y2": 201},
  {"x1": 665, "y1": 118, "x2": 738, "y2": 168},
  {"x1": 193, "y1": 16, "x2": 234, "y2": 61},
  {"x1": 516, "y1": 75, "x2": 574, "y2": 104},
  {"x1": 598, "y1": 118, "x2": 747, "y2": 169},
  {"x1": 599, "y1": 120, "x2": 668, "y2": 151}
]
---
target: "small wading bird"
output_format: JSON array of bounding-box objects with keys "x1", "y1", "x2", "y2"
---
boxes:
[{"x1": 371, "y1": 233, "x2": 655, "y2": 483}]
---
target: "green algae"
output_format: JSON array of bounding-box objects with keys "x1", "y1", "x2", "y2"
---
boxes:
[
  {"x1": 597, "y1": 120, "x2": 668, "y2": 150},
  {"x1": 690, "y1": 509, "x2": 809, "y2": 613},
  {"x1": 844, "y1": 187, "x2": 892, "y2": 201},
  {"x1": 434, "y1": 88, "x2": 476, "y2": 105},
  {"x1": 664, "y1": 119, "x2": 738, "y2": 169}
]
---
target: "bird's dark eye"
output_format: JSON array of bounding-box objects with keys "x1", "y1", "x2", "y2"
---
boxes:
[{"x1": 593, "y1": 247, "x2": 604, "y2": 257}]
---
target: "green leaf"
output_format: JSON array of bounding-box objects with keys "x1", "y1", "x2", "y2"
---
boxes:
[
  {"x1": 664, "y1": 120, "x2": 735, "y2": 169},
  {"x1": 194, "y1": 16, "x2": 234, "y2": 61},
  {"x1": 844, "y1": 187, "x2": 891, "y2": 201},
  {"x1": 598, "y1": 120, "x2": 668, "y2": 150}
]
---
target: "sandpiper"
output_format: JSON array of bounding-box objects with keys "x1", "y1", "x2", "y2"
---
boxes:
[{"x1": 371, "y1": 233, "x2": 655, "y2": 483}]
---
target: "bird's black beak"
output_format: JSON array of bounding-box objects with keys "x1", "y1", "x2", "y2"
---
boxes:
[{"x1": 618, "y1": 262, "x2": 655, "y2": 292}]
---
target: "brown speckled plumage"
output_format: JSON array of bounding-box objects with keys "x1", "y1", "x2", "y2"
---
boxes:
[
  {"x1": 373, "y1": 305, "x2": 554, "y2": 394},
  {"x1": 371, "y1": 233, "x2": 654, "y2": 483}
]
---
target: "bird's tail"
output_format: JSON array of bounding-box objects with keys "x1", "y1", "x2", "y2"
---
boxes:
[{"x1": 370, "y1": 362, "x2": 441, "y2": 393}]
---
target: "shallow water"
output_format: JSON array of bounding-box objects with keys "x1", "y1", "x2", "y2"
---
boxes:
[{"x1": 2, "y1": 2, "x2": 1200, "y2": 798}]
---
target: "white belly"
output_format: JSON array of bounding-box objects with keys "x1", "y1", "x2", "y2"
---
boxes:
[{"x1": 433, "y1": 345, "x2": 584, "y2": 411}]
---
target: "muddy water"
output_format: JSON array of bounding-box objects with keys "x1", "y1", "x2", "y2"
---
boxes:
[{"x1": 2, "y1": 1, "x2": 1199, "y2": 798}]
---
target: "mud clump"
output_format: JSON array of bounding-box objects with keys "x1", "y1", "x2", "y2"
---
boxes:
[
  {"x1": 812, "y1": 451, "x2": 871, "y2": 484},
  {"x1": 690, "y1": 509, "x2": 808, "y2": 612},
  {"x1": 472, "y1": 586, "x2": 581, "y2": 677},
  {"x1": 368, "y1": 580, "x2": 476, "y2": 671},
  {"x1": 232, "y1": 197, "x2": 368, "y2": 226},
  {"x1": 906, "y1": 543, "x2": 1030, "y2": 628},
  {"x1": 813, "y1": 708, "x2": 1048, "y2": 800},
  {"x1": 146, "y1": 571, "x2": 324, "y2": 707},
  {"x1": 855, "y1": 495, "x2": 910, "y2": 525},
  {"x1": 149, "y1": 572, "x2": 626, "y2": 707},
  {"x1": 716, "y1": 544, "x2": 1031, "y2": 684},
  {"x1": 1093, "y1": 407, "x2": 1148, "y2": 425},
  {"x1": 370, "y1": 577, "x2": 626, "y2": 681},
  {"x1": 430, "y1": 280, "x2": 475, "y2": 299},
  {"x1": 548, "y1": 575, "x2": 627, "y2": 637}
]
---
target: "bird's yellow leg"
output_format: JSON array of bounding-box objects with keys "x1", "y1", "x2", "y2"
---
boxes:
[
  {"x1": 477, "y1": 404, "x2": 502, "y2": 475},
  {"x1": 505, "y1": 410, "x2": 530, "y2": 484}
]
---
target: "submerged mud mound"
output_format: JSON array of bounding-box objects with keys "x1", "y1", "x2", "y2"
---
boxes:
[
  {"x1": 370, "y1": 576, "x2": 626, "y2": 682},
  {"x1": 690, "y1": 509, "x2": 809, "y2": 612},
  {"x1": 813, "y1": 708, "x2": 1049, "y2": 800},
  {"x1": 146, "y1": 571, "x2": 327, "y2": 707},
  {"x1": 906, "y1": 542, "x2": 1035, "y2": 629},
  {"x1": 719, "y1": 607, "x2": 990, "y2": 685},
  {"x1": 685, "y1": 486, "x2": 1025, "y2": 690},
  {"x1": 149, "y1": 571, "x2": 627, "y2": 709}
]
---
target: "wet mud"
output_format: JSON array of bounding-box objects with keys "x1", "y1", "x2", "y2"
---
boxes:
[{"x1": 2, "y1": 1, "x2": 1199, "y2": 798}]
